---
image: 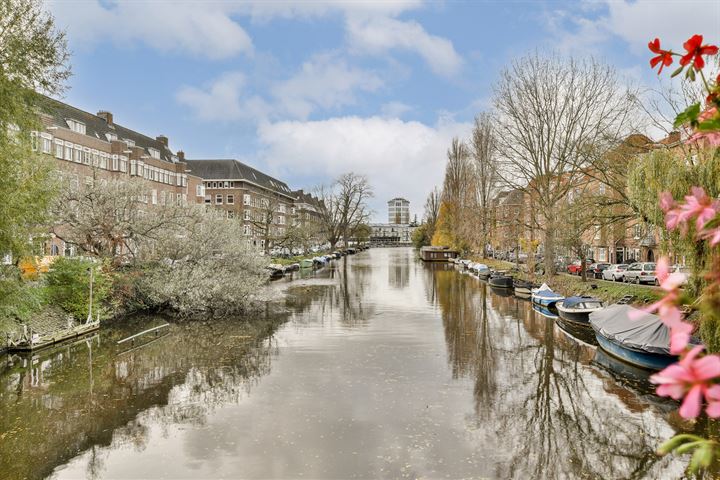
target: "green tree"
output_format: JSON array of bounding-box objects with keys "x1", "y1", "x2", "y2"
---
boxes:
[{"x1": 0, "y1": 0, "x2": 71, "y2": 257}]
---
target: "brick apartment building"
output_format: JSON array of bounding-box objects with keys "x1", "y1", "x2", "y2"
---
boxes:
[
  {"x1": 33, "y1": 96, "x2": 202, "y2": 257},
  {"x1": 183, "y1": 159, "x2": 299, "y2": 251}
]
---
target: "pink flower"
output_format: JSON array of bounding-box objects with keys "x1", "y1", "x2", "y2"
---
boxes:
[
  {"x1": 660, "y1": 191, "x2": 676, "y2": 212},
  {"x1": 630, "y1": 257, "x2": 685, "y2": 329},
  {"x1": 687, "y1": 108, "x2": 720, "y2": 147},
  {"x1": 698, "y1": 226, "x2": 720, "y2": 246},
  {"x1": 651, "y1": 345, "x2": 720, "y2": 419},
  {"x1": 670, "y1": 321, "x2": 694, "y2": 354},
  {"x1": 678, "y1": 187, "x2": 718, "y2": 231}
]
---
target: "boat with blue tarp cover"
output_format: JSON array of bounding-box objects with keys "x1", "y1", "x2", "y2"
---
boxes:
[{"x1": 531, "y1": 283, "x2": 564, "y2": 307}]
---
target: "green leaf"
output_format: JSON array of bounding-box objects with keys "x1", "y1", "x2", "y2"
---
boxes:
[
  {"x1": 688, "y1": 444, "x2": 714, "y2": 473},
  {"x1": 674, "y1": 103, "x2": 702, "y2": 128},
  {"x1": 674, "y1": 440, "x2": 704, "y2": 455},
  {"x1": 697, "y1": 118, "x2": 720, "y2": 131},
  {"x1": 687, "y1": 67, "x2": 696, "y2": 82},
  {"x1": 671, "y1": 65, "x2": 685, "y2": 77}
]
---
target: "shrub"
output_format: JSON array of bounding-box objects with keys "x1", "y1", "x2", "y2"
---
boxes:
[{"x1": 44, "y1": 257, "x2": 110, "y2": 321}]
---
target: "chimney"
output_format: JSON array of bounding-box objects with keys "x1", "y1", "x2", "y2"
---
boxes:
[
  {"x1": 177, "y1": 150, "x2": 185, "y2": 161},
  {"x1": 156, "y1": 135, "x2": 168, "y2": 147},
  {"x1": 97, "y1": 110, "x2": 113, "y2": 125}
]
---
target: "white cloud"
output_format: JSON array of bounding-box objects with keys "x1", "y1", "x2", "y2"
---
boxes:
[
  {"x1": 257, "y1": 116, "x2": 471, "y2": 220},
  {"x1": 272, "y1": 53, "x2": 384, "y2": 119},
  {"x1": 548, "y1": 0, "x2": 720, "y2": 56},
  {"x1": 244, "y1": 0, "x2": 423, "y2": 21},
  {"x1": 49, "y1": 1, "x2": 253, "y2": 59},
  {"x1": 176, "y1": 72, "x2": 269, "y2": 122},
  {"x1": 380, "y1": 101, "x2": 413, "y2": 118},
  {"x1": 347, "y1": 16, "x2": 463, "y2": 76}
]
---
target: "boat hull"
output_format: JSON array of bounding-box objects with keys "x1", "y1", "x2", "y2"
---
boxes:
[
  {"x1": 532, "y1": 303, "x2": 558, "y2": 319},
  {"x1": 490, "y1": 285, "x2": 513, "y2": 297},
  {"x1": 594, "y1": 333, "x2": 676, "y2": 371},
  {"x1": 556, "y1": 308, "x2": 592, "y2": 326},
  {"x1": 531, "y1": 295, "x2": 563, "y2": 307},
  {"x1": 488, "y1": 276, "x2": 513, "y2": 288}
]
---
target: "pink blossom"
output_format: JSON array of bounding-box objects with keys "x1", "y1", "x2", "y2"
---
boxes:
[
  {"x1": 687, "y1": 107, "x2": 720, "y2": 147},
  {"x1": 651, "y1": 345, "x2": 720, "y2": 419},
  {"x1": 660, "y1": 192, "x2": 676, "y2": 212},
  {"x1": 699, "y1": 226, "x2": 720, "y2": 246},
  {"x1": 678, "y1": 187, "x2": 719, "y2": 231},
  {"x1": 670, "y1": 321, "x2": 694, "y2": 354},
  {"x1": 630, "y1": 257, "x2": 685, "y2": 328}
]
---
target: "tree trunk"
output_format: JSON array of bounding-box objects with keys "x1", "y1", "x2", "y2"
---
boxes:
[{"x1": 544, "y1": 225, "x2": 555, "y2": 276}]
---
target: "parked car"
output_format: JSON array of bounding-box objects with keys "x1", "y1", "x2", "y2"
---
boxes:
[
  {"x1": 602, "y1": 264, "x2": 629, "y2": 282},
  {"x1": 588, "y1": 263, "x2": 611, "y2": 279},
  {"x1": 623, "y1": 262, "x2": 658, "y2": 285},
  {"x1": 567, "y1": 259, "x2": 594, "y2": 275},
  {"x1": 673, "y1": 265, "x2": 692, "y2": 286}
]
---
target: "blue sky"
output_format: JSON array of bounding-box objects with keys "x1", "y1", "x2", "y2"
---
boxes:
[{"x1": 48, "y1": 0, "x2": 720, "y2": 221}]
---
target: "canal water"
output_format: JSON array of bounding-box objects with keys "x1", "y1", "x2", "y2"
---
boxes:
[{"x1": 1, "y1": 247, "x2": 692, "y2": 479}]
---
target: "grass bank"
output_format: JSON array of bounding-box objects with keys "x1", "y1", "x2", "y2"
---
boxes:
[{"x1": 468, "y1": 256, "x2": 662, "y2": 306}]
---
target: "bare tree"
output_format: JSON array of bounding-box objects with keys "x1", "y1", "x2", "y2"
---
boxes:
[
  {"x1": 50, "y1": 174, "x2": 190, "y2": 265},
  {"x1": 493, "y1": 53, "x2": 636, "y2": 274},
  {"x1": 434, "y1": 138, "x2": 474, "y2": 250},
  {"x1": 316, "y1": 173, "x2": 373, "y2": 249},
  {"x1": 469, "y1": 113, "x2": 500, "y2": 257}
]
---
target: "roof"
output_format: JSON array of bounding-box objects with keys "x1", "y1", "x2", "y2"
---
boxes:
[
  {"x1": 39, "y1": 95, "x2": 177, "y2": 163},
  {"x1": 184, "y1": 159, "x2": 293, "y2": 196},
  {"x1": 388, "y1": 197, "x2": 409, "y2": 204}
]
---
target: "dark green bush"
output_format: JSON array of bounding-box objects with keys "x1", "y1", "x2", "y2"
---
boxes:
[{"x1": 45, "y1": 257, "x2": 110, "y2": 321}]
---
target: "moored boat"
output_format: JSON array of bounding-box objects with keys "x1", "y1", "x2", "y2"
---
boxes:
[
  {"x1": 590, "y1": 304, "x2": 688, "y2": 371},
  {"x1": 556, "y1": 296, "x2": 604, "y2": 326},
  {"x1": 488, "y1": 272, "x2": 513, "y2": 289},
  {"x1": 513, "y1": 278, "x2": 538, "y2": 295},
  {"x1": 531, "y1": 283, "x2": 564, "y2": 307},
  {"x1": 532, "y1": 303, "x2": 558, "y2": 319}
]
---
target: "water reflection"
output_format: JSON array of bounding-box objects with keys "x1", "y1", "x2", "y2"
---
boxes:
[
  {"x1": 428, "y1": 265, "x2": 685, "y2": 479},
  {"x1": 0, "y1": 248, "x2": 692, "y2": 479}
]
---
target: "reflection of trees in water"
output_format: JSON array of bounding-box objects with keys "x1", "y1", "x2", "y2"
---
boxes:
[
  {"x1": 434, "y1": 271, "x2": 498, "y2": 420},
  {"x1": 0, "y1": 315, "x2": 284, "y2": 480},
  {"x1": 431, "y1": 268, "x2": 681, "y2": 479}
]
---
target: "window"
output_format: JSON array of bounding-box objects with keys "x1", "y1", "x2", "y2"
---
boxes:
[
  {"x1": 74, "y1": 146, "x2": 82, "y2": 163},
  {"x1": 64, "y1": 143, "x2": 73, "y2": 160},
  {"x1": 119, "y1": 157, "x2": 127, "y2": 173},
  {"x1": 82, "y1": 149, "x2": 91, "y2": 165},
  {"x1": 227, "y1": 211, "x2": 235, "y2": 219},
  {"x1": 291, "y1": 207, "x2": 296, "y2": 215},
  {"x1": 216, "y1": 194, "x2": 223, "y2": 204},
  {"x1": 196, "y1": 184, "x2": 205, "y2": 197},
  {"x1": 223, "y1": 181, "x2": 229, "y2": 188},
  {"x1": 244, "y1": 194, "x2": 251, "y2": 205},
  {"x1": 151, "y1": 189, "x2": 157, "y2": 205},
  {"x1": 204, "y1": 195, "x2": 211, "y2": 205},
  {"x1": 67, "y1": 119, "x2": 86, "y2": 135},
  {"x1": 244, "y1": 210, "x2": 250, "y2": 221},
  {"x1": 278, "y1": 215, "x2": 285, "y2": 225},
  {"x1": 54, "y1": 140, "x2": 64, "y2": 158},
  {"x1": 130, "y1": 160, "x2": 137, "y2": 176},
  {"x1": 243, "y1": 225, "x2": 250, "y2": 236},
  {"x1": 227, "y1": 194, "x2": 234, "y2": 204},
  {"x1": 148, "y1": 148, "x2": 160, "y2": 159},
  {"x1": 40, "y1": 134, "x2": 52, "y2": 154},
  {"x1": 106, "y1": 132, "x2": 117, "y2": 142},
  {"x1": 279, "y1": 204, "x2": 286, "y2": 214},
  {"x1": 125, "y1": 139, "x2": 135, "y2": 147}
]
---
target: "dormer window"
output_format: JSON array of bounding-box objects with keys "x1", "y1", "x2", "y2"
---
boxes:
[
  {"x1": 148, "y1": 148, "x2": 160, "y2": 159},
  {"x1": 106, "y1": 132, "x2": 117, "y2": 142},
  {"x1": 124, "y1": 139, "x2": 135, "y2": 147},
  {"x1": 66, "y1": 119, "x2": 86, "y2": 135}
]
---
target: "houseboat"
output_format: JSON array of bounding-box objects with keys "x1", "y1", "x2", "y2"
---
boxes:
[{"x1": 419, "y1": 246, "x2": 459, "y2": 262}]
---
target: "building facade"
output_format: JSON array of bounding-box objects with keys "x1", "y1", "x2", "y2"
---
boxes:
[
  {"x1": 34, "y1": 97, "x2": 200, "y2": 257},
  {"x1": 387, "y1": 198, "x2": 410, "y2": 225},
  {"x1": 369, "y1": 223, "x2": 416, "y2": 245},
  {"x1": 184, "y1": 159, "x2": 297, "y2": 252}
]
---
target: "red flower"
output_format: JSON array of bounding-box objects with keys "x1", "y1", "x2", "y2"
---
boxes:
[
  {"x1": 648, "y1": 38, "x2": 673, "y2": 74},
  {"x1": 679, "y1": 34, "x2": 719, "y2": 69}
]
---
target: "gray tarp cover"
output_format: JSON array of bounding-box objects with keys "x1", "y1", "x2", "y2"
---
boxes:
[{"x1": 589, "y1": 304, "x2": 670, "y2": 354}]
